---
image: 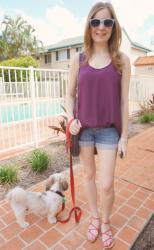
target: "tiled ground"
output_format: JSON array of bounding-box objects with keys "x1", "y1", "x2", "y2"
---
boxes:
[{"x1": 0, "y1": 127, "x2": 154, "y2": 250}]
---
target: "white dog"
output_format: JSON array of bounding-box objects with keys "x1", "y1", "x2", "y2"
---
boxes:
[{"x1": 6, "y1": 173, "x2": 68, "y2": 228}]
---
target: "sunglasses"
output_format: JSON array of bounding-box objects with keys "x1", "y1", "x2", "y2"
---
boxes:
[{"x1": 90, "y1": 18, "x2": 115, "y2": 28}]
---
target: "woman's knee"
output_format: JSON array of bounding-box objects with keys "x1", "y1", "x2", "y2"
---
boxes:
[
  {"x1": 82, "y1": 168, "x2": 96, "y2": 181},
  {"x1": 101, "y1": 181, "x2": 114, "y2": 193}
]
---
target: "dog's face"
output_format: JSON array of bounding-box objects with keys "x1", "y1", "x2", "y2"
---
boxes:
[{"x1": 45, "y1": 173, "x2": 68, "y2": 192}]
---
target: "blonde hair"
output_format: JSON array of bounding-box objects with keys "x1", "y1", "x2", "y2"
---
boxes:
[{"x1": 84, "y1": 1, "x2": 122, "y2": 72}]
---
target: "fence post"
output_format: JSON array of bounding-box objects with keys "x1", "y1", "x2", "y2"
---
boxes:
[
  {"x1": 0, "y1": 77, "x2": 3, "y2": 94},
  {"x1": 29, "y1": 66, "x2": 38, "y2": 148}
]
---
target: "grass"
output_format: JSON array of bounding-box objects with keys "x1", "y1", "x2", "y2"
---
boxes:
[
  {"x1": 27, "y1": 149, "x2": 51, "y2": 173},
  {"x1": 139, "y1": 112, "x2": 154, "y2": 123},
  {"x1": 0, "y1": 164, "x2": 19, "y2": 184}
]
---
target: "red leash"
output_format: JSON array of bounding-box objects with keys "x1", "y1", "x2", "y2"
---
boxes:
[{"x1": 57, "y1": 118, "x2": 82, "y2": 223}]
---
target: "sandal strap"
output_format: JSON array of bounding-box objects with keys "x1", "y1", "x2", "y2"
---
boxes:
[
  {"x1": 88, "y1": 223, "x2": 99, "y2": 232},
  {"x1": 103, "y1": 236, "x2": 113, "y2": 244},
  {"x1": 101, "y1": 227, "x2": 113, "y2": 246},
  {"x1": 102, "y1": 220, "x2": 110, "y2": 224},
  {"x1": 101, "y1": 228, "x2": 112, "y2": 236},
  {"x1": 87, "y1": 220, "x2": 100, "y2": 241},
  {"x1": 88, "y1": 228, "x2": 98, "y2": 237}
]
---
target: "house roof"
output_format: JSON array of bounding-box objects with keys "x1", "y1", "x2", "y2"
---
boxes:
[
  {"x1": 134, "y1": 56, "x2": 154, "y2": 66},
  {"x1": 46, "y1": 36, "x2": 83, "y2": 52},
  {"x1": 122, "y1": 28, "x2": 151, "y2": 52},
  {"x1": 44, "y1": 28, "x2": 151, "y2": 53}
]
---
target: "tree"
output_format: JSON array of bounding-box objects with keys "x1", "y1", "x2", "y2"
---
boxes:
[
  {"x1": 1, "y1": 15, "x2": 43, "y2": 60},
  {"x1": 0, "y1": 36, "x2": 8, "y2": 60}
]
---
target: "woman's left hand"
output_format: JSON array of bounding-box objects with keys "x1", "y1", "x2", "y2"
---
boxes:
[{"x1": 118, "y1": 137, "x2": 128, "y2": 158}]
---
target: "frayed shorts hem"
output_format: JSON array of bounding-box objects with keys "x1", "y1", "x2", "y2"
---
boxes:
[
  {"x1": 79, "y1": 141, "x2": 118, "y2": 150},
  {"x1": 96, "y1": 143, "x2": 118, "y2": 150}
]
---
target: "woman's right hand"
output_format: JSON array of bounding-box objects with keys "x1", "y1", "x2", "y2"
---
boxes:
[{"x1": 69, "y1": 119, "x2": 82, "y2": 135}]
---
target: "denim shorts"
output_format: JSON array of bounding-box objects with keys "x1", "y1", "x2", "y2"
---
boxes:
[{"x1": 79, "y1": 127, "x2": 119, "y2": 150}]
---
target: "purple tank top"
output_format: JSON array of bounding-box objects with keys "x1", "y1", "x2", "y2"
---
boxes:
[{"x1": 74, "y1": 53, "x2": 122, "y2": 135}]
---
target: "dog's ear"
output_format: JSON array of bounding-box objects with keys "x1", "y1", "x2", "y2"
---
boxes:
[
  {"x1": 45, "y1": 176, "x2": 55, "y2": 191},
  {"x1": 59, "y1": 179, "x2": 68, "y2": 191}
]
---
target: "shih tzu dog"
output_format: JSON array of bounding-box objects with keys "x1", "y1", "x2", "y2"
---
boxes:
[{"x1": 6, "y1": 173, "x2": 68, "y2": 228}]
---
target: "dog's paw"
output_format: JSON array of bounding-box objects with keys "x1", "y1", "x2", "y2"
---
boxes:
[
  {"x1": 19, "y1": 221, "x2": 30, "y2": 228},
  {"x1": 48, "y1": 217, "x2": 57, "y2": 224}
]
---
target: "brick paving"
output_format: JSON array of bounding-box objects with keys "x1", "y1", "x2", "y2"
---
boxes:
[{"x1": 0, "y1": 127, "x2": 154, "y2": 249}]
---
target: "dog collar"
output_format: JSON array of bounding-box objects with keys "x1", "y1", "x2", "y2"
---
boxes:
[{"x1": 50, "y1": 190, "x2": 66, "y2": 203}]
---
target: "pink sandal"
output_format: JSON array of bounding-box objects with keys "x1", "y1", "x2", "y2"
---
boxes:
[
  {"x1": 101, "y1": 221, "x2": 114, "y2": 249},
  {"x1": 87, "y1": 216, "x2": 100, "y2": 243}
]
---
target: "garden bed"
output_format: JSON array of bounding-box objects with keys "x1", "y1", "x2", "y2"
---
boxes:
[
  {"x1": 0, "y1": 142, "x2": 79, "y2": 201},
  {"x1": 130, "y1": 214, "x2": 154, "y2": 250}
]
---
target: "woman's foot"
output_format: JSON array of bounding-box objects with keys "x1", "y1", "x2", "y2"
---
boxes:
[
  {"x1": 87, "y1": 216, "x2": 100, "y2": 243},
  {"x1": 101, "y1": 221, "x2": 114, "y2": 249}
]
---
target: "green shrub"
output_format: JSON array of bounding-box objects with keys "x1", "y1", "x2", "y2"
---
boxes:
[
  {"x1": 0, "y1": 56, "x2": 39, "y2": 82},
  {"x1": 0, "y1": 56, "x2": 38, "y2": 68},
  {"x1": 0, "y1": 164, "x2": 19, "y2": 184},
  {"x1": 140, "y1": 112, "x2": 154, "y2": 123},
  {"x1": 28, "y1": 149, "x2": 50, "y2": 173}
]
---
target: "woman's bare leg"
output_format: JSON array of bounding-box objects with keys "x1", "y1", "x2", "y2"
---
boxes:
[
  {"x1": 80, "y1": 146, "x2": 99, "y2": 217},
  {"x1": 97, "y1": 148, "x2": 117, "y2": 247},
  {"x1": 80, "y1": 146, "x2": 100, "y2": 241}
]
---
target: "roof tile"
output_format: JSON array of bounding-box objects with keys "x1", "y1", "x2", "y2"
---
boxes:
[{"x1": 134, "y1": 56, "x2": 154, "y2": 66}]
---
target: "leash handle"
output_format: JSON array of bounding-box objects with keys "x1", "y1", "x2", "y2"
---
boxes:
[{"x1": 66, "y1": 118, "x2": 74, "y2": 151}]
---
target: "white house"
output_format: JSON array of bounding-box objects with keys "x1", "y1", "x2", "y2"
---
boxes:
[
  {"x1": 39, "y1": 28, "x2": 151, "y2": 75},
  {"x1": 134, "y1": 56, "x2": 154, "y2": 75}
]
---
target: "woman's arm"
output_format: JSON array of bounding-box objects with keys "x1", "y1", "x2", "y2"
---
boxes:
[
  {"x1": 65, "y1": 53, "x2": 79, "y2": 121},
  {"x1": 120, "y1": 52, "x2": 131, "y2": 140}
]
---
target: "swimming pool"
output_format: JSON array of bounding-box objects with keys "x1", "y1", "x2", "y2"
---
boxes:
[{"x1": 0, "y1": 100, "x2": 64, "y2": 123}]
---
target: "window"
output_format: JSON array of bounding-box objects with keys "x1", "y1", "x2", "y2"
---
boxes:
[
  {"x1": 44, "y1": 54, "x2": 51, "y2": 64},
  {"x1": 148, "y1": 67, "x2": 152, "y2": 70},
  {"x1": 67, "y1": 49, "x2": 70, "y2": 59},
  {"x1": 76, "y1": 47, "x2": 82, "y2": 52},
  {"x1": 45, "y1": 55, "x2": 47, "y2": 64},
  {"x1": 55, "y1": 49, "x2": 70, "y2": 61},
  {"x1": 56, "y1": 51, "x2": 59, "y2": 61}
]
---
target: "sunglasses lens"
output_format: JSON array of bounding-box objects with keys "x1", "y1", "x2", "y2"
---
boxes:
[
  {"x1": 104, "y1": 19, "x2": 114, "y2": 27},
  {"x1": 90, "y1": 19, "x2": 100, "y2": 27},
  {"x1": 90, "y1": 19, "x2": 114, "y2": 28}
]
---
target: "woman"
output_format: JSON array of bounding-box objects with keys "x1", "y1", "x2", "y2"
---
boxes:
[{"x1": 66, "y1": 1, "x2": 130, "y2": 249}]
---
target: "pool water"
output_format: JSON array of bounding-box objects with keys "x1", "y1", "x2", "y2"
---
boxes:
[{"x1": 0, "y1": 100, "x2": 64, "y2": 123}]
